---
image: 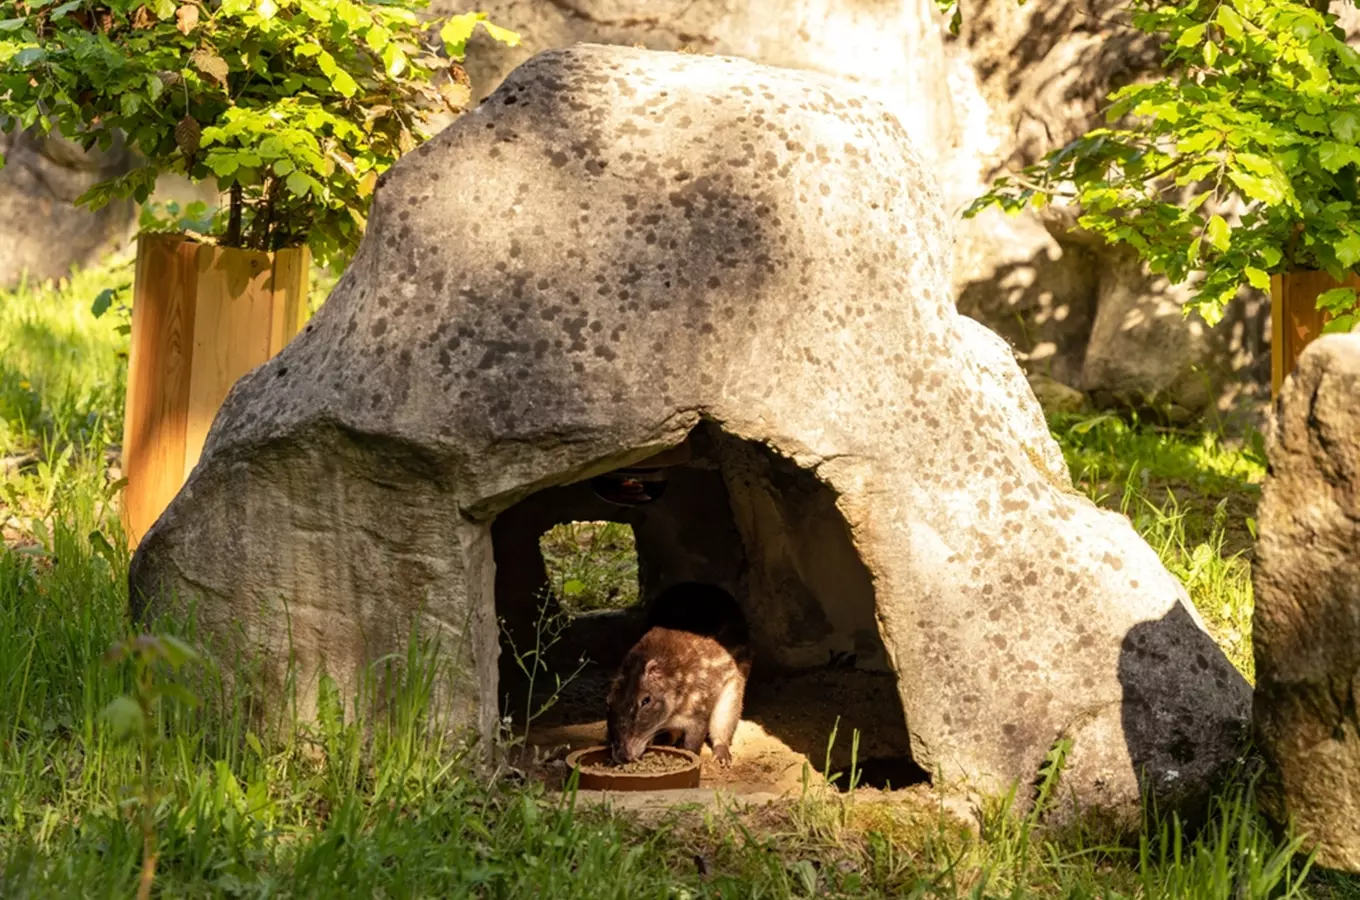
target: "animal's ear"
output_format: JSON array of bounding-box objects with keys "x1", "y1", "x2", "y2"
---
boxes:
[{"x1": 643, "y1": 658, "x2": 661, "y2": 679}]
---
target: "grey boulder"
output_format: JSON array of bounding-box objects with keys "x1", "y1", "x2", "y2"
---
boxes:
[
  {"x1": 1254, "y1": 333, "x2": 1360, "y2": 873},
  {"x1": 129, "y1": 45, "x2": 1249, "y2": 821}
]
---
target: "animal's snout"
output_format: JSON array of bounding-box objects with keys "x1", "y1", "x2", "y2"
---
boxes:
[{"x1": 610, "y1": 736, "x2": 647, "y2": 764}]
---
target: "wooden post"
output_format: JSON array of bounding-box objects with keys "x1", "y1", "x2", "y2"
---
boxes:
[
  {"x1": 1269, "y1": 271, "x2": 1353, "y2": 398},
  {"x1": 121, "y1": 234, "x2": 310, "y2": 549}
]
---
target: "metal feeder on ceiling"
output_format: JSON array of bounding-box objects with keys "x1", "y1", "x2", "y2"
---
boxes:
[{"x1": 590, "y1": 440, "x2": 693, "y2": 507}]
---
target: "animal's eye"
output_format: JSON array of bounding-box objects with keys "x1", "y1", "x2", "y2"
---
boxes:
[{"x1": 639, "y1": 695, "x2": 651, "y2": 708}]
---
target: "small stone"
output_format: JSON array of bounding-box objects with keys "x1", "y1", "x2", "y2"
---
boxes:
[{"x1": 1026, "y1": 372, "x2": 1086, "y2": 415}]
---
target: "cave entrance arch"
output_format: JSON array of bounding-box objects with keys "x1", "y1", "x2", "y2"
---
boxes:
[{"x1": 491, "y1": 422, "x2": 925, "y2": 791}]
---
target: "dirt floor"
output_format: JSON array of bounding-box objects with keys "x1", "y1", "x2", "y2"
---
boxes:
[{"x1": 522, "y1": 665, "x2": 927, "y2": 797}]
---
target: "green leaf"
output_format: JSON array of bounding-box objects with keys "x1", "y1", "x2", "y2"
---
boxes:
[
  {"x1": 1177, "y1": 23, "x2": 1207, "y2": 48},
  {"x1": 154, "y1": 0, "x2": 176, "y2": 18},
  {"x1": 1323, "y1": 314, "x2": 1357, "y2": 334},
  {"x1": 207, "y1": 153, "x2": 240, "y2": 177},
  {"x1": 100, "y1": 697, "x2": 144, "y2": 741},
  {"x1": 1206, "y1": 215, "x2": 1231, "y2": 252},
  {"x1": 1318, "y1": 287, "x2": 1358, "y2": 314},
  {"x1": 1296, "y1": 112, "x2": 1329, "y2": 134},
  {"x1": 480, "y1": 20, "x2": 520, "y2": 47},
  {"x1": 1318, "y1": 142, "x2": 1360, "y2": 173},
  {"x1": 382, "y1": 43, "x2": 407, "y2": 78},
  {"x1": 1187, "y1": 236, "x2": 1202, "y2": 263},
  {"x1": 1261, "y1": 247, "x2": 1283, "y2": 268},
  {"x1": 439, "y1": 12, "x2": 482, "y2": 57},
  {"x1": 13, "y1": 47, "x2": 46, "y2": 67},
  {"x1": 1228, "y1": 170, "x2": 1287, "y2": 205},
  {"x1": 1332, "y1": 111, "x2": 1360, "y2": 144},
  {"x1": 285, "y1": 170, "x2": 313, "y2": 197},
  {"x1": 1216, "y1": 6, "x2": 1244, "y2": 41},
  {"x1": 1203, "y1": 40, "x2": 1219, "y2": 67},
  {"x1": 1233, "y1": 153, "x2": 1274, "y2": 177},
  {"x1": 1336, "y1": 234, "x2": 1360, "y2": 268},
  {"x1": 1245, "y1": 267, "x2": 1270, "y2": 290},
  {"x1": 1198, "y1": 297, "x2": 1227, "y2": 327},
  {"x1": 1176, "y1": 130, "x2": 1223, "y2": 154},
  {"x1": 1133, "y1": 100, "x2": 1182, "y2": 124},
  {"x1": 366, "y1": 23, "x2": 391, "y2": 52},
  {"x1": 331, "y1": 69, "x2": 358, "y2": 98},
  {"x1": 155, "y1": 634, "x2": 201, "y2": 669},
  {"x1": 257, "y1": 0, "x2": 277, "y2": 19},
  {"x1": 0, "y1": 16, "x2": 27, "y2": 30},
  {"x1": 91, "y1": 288, "x2": 116, "y2": 318},
  {"x1": 87, "y1": 529, "x2": 118, "y2": 564},
  {"x1": 1332, "y1": 233, "x2": 1360, "y2": 269},
  {"x1": 562, "y1": 579, "x2": 585, "y2": 597}
]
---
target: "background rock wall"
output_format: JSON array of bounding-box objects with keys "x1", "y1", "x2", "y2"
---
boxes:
[
  {"x1": 440, "y1": 0, "x2": 1270, "y2": 421},
  {"x1": 0, "y1": 1, "x2": 1275, "y2": 419},
  {"x1": 0, "y1": 128, "x2": 216, "y2": 289}
]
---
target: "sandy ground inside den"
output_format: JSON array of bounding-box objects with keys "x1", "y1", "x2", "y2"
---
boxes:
[{"x1": 520, "y1": 666, "x2": 928, "y2": 796}]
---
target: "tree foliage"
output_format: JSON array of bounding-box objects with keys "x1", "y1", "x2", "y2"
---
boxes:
[
  {"x1": 960, "y1": 0, "x2": 1360, "y2": 331},
  {"x1": 0, "y1": 0, "x2": 517, "y2": 267}
]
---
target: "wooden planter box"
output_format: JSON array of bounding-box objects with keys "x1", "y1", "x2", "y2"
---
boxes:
[
  {"x1": 121, "y1": 233, "x2": 310, "y2": 548},
  {"x1": 1269, "y1": 271, "x2": 1355, "y2": 397}
]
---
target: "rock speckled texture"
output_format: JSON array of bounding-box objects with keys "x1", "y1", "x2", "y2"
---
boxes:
[
  {"x1": 1254, "y1": 334, "x2": 1360, "y2": 872},
  {"x1": 130, "y1": 46, "x2": 1249, "y2": 820},
  {"x1": 448, "y1": 0, "x2": 1269, "y2": 416}
]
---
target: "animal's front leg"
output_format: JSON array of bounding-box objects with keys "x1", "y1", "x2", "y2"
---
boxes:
[
  {"x1": 707, "y1": 678, "x2": 744, "y2": 767},
  {"x1": 654, "y1": 728, "x2": 682, "y2": 747},
  {"x1": 679, "y1": 722, "x2": 706, "y2": 754}
]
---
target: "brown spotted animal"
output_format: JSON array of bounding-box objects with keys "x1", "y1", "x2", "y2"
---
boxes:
[{"x1": 607, "y1": 582, "x2": 752, "y2": 766}]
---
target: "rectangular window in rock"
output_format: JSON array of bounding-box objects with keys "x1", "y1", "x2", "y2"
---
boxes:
[{"x1": 539, "y1": 521, "x2": 640, "y2": 615}]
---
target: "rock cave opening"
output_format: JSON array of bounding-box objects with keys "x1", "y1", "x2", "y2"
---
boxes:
[{"x1": 491, "y1": 422, "x2": 927, "y2": 793}]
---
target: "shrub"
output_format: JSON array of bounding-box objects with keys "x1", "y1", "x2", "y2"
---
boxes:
[
  {"x1": 953, "y1": 0, "x2": 1360, "y2": 330},
  {"x1": 0, "y1": 0, "x2": 517, "y2": 267}
]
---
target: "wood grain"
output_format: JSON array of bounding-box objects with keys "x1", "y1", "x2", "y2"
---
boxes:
[
  {"x1": 122, "y1": 237, "x2": 310, "y2": 549},
  {"x1": 1270, "y1": 272, "x2": 1345, "y2": 397},
  {"x1": 269, "y1": 245, "x2": 311, "y2": 356},
  {"x1": 183, "y1": 245, "x2": 275, "y2": 477},
  {"x1": 122, "y1": 234, "x2": 198, "y2": 548}
]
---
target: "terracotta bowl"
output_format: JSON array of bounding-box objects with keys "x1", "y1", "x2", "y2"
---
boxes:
[{"x1": 566, "y1": 745, "x2": 701, "y2": 791}]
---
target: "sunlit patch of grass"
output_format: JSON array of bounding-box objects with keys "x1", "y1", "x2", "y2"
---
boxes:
[
  {"x1": 0, "y1": 259, "x2": 132, "y2": 456},
  {"x1": 1049, "y1": 412, "x2": 1261, "y2": 681}
]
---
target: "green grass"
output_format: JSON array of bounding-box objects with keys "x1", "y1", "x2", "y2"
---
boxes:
[
  {"x1": 540, "y1": 521, "x2": 641, "y2": 614},
  {"x1": 1051, "y1": 412, "x2": 1263, "y2": 681},
  {"x1": 2, "y1": 264, "x2": 1358, "y2": 898}
]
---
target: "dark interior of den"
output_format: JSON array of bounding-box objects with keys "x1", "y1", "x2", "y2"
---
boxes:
[{"x1": 492, "y1": 422, "x2": 927, "y2": 793}]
